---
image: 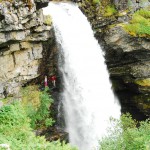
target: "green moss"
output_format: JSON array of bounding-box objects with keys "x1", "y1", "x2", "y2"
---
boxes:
[
  {"x1": 100, "y1": 0, "x2": 112, "y2": 7},
  {"x1": 123, "y1": 8, "x2": 150, "y2": 37},
  {"x1": 103, "y1": 5, "x2": 117, "y2": 17},
  {"x1": 134, "y1": 78, "x2": 150, "y2": 86},
  {"x1": 92, "y1": 0, "x2": 100, "y2": 4}
]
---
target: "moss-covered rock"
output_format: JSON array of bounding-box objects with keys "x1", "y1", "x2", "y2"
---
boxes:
[
  {"x1": 132, "y1": 94, "x2": 150, "y2": 116},
  {"x1": 79, "y1": 0, "x2": 150, "y2": 117},
  {"x1": 123, "y1": 8, "x2": 150, "y2": 37},
  {"x1": 134, "y1": 78, "x2": 150, "y2": 87}
]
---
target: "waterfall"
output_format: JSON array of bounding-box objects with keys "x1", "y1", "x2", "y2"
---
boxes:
[{"x1": 43, "y1": 3, "x2": 121, "y2": 150}]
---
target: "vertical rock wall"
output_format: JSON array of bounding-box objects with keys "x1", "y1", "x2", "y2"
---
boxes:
[
  {"x1": 0, "y1": 0, "x2": 54, "y2": 98},
  {"x1": 79, "y1": 0, "x2": 150, "y2": 117}
]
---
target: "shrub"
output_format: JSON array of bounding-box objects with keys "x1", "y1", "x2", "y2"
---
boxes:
[
  {"x1": 0, "y1": 99, "x2": 77, "y2": 150},
  {"x1": 33, "y1": 89, "x2": 55, "y2": 129},
  {"x1": 0, "y1": 102, "x2": 49, "y2": 150},
  {"x1": 21, "y1": 86, "x2": 55, "y2": 129},
  {"x1": 99, "y1": 113, "x2": 150, "y2": 150}
]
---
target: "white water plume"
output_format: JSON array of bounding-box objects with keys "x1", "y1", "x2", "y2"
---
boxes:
[{"x1": 43, "y1": 3, "x2": 121, "y2": 150}]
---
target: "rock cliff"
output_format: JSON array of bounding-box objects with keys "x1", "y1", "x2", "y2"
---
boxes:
[
  {"x1": 1, "y1": 0, "x2": 150, "y2": 119},
  {"x1": 80, "y1": 0, "x2": 150, "y2": 117},
  {"x1": 0, "y1": 0, "x2": 54, "y2": 98}
]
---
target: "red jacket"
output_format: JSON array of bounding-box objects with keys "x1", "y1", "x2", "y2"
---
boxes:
[{"x1": 50, "y1": 75, "x2": 56, "y2": 81}]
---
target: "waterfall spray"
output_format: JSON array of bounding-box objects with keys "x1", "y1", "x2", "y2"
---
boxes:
[{"x1": 43, "y1": 3, "x2": 121, "y2": 150}]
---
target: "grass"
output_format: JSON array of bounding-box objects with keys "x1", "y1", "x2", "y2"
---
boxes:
[{"x1": 124, "y1": 8, "x2": 150, "y2": 37}]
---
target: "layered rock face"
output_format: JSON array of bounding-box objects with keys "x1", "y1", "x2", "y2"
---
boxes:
[
  {"x1": 0, "y1": 0, "x2": 53, "y2": 98},
  {"x1": 80, "y1": 0, "x2": 150, "y2": 117},
  {"x1": 103, "y1": 26, "x2": 150, "y2": 118}
]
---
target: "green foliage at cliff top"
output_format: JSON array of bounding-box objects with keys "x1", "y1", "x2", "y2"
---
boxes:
[
  {"x1": 100, "y1": 113, "x2": 150, "y2": 150},
  {"x1": 124, "y1": 8, "x2": 150, "y2": 37}
]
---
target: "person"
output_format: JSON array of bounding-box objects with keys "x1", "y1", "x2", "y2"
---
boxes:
[
  {"x1": 44, "y1": 76, "x2": 48, "y2": 87},
  {"x1": 50, "y1": 75, "x2": 56, "y2": 87}
]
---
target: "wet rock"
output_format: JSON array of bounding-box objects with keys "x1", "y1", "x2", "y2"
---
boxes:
[
  {"x1": 36, "y1": 127, "x2": 69, "y2": 142},
  {"x1": 0, "y1": 84, "x2": 4, "y2": 98},
  {"x1": 35, "y1": 0, "x2": 49, "y2": 9}
]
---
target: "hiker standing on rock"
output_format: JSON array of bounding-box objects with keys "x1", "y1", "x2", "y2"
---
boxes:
[
  {"x1": 44, "y1": 76, "x2": 48, "y2": 87},
  {"x1": 50, "y1": 75, "x2": 56, "y2": 87}
]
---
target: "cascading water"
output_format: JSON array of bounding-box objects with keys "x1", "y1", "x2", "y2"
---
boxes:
[{"x1": 43, "y1": 3, "x2": 121, "y2": 150}]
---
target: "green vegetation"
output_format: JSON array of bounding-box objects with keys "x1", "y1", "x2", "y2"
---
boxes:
[
  {"x1": 0, "y1": 101, "x2": 76, "y2": 150},
  {"x1": 92, "y1": 0, "x2": 100, "y2": 5},
  {"x1": 100, "y1": 113, "x2": 150, "y2": 150},
  {"x1": 0, "y1": 86, "x2": 77, "y2": 150},
  {"x1": 134, "y1": 78, "x2": 150, "y2": 86},
  {"x1": 124, "y1": 8, "x2": 150, "y2": 37},
  {"x1": 21, "y1": 86, "x2": 55, "y2": 129},
  {"x1": 103, "y1": 5, "x2": 117, "y2": 17}
]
